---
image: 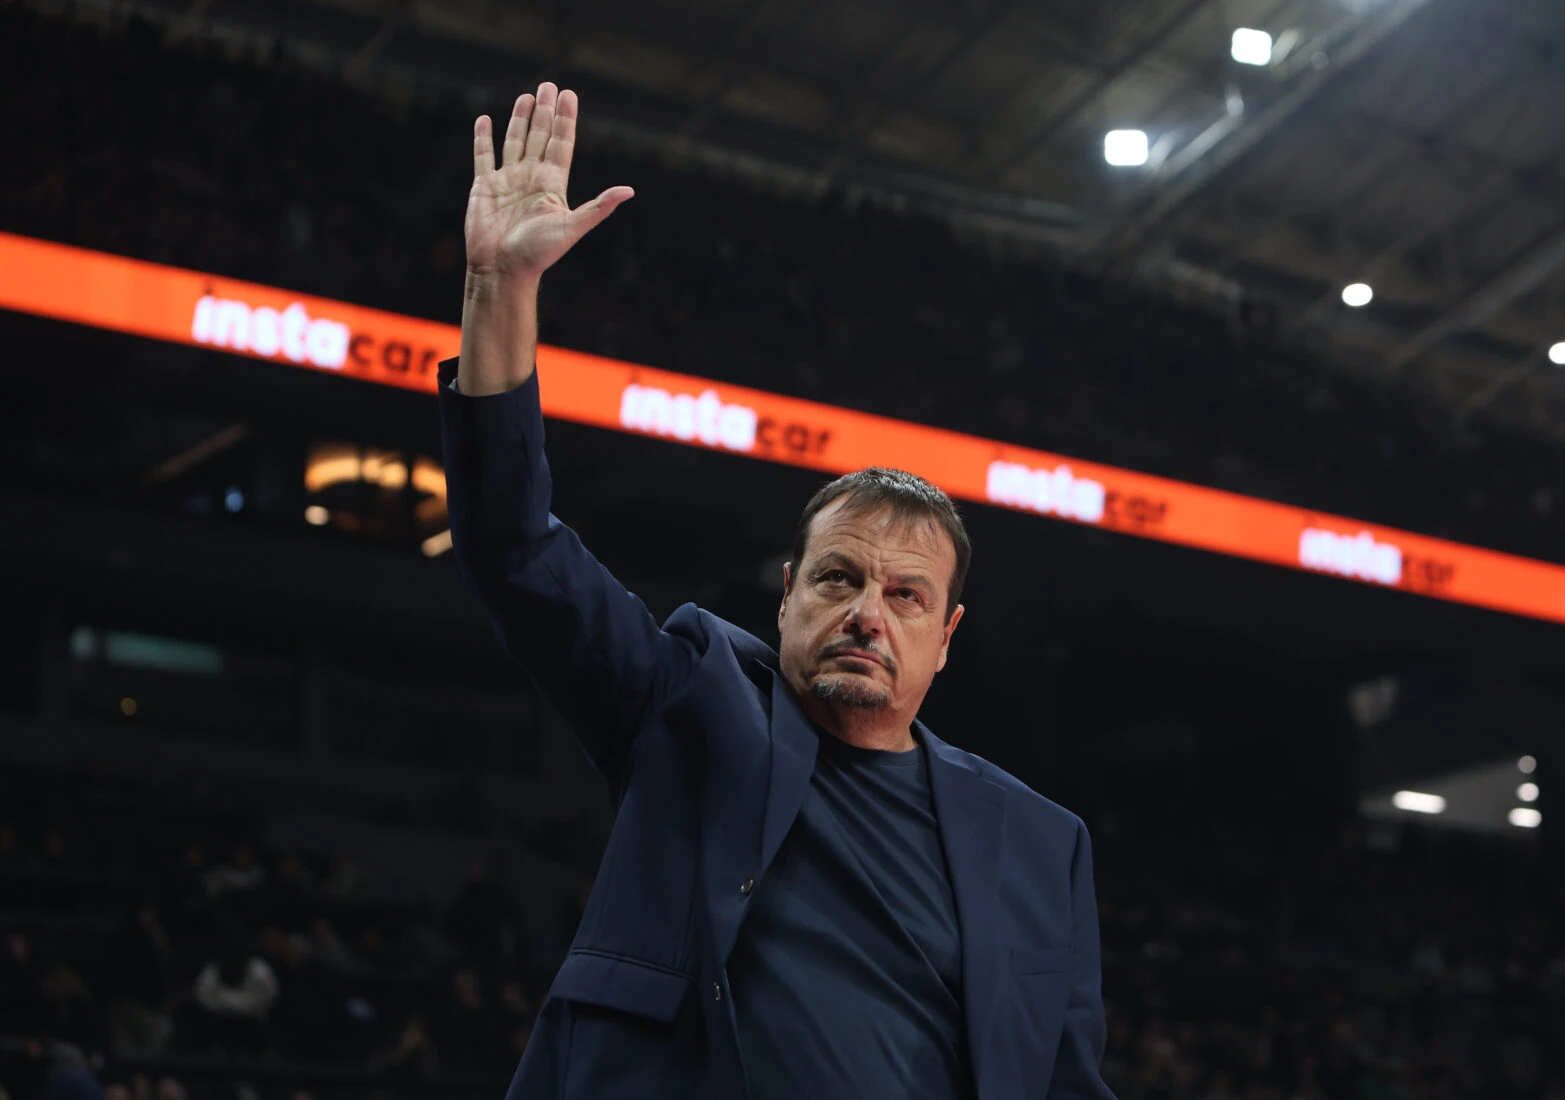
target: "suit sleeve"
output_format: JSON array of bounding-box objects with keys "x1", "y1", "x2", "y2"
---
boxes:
[
  {"x1": 437, "y1": 356, "x2": 695, "y2": 794},
  {"x1": 1048, "y1": 817, "x2": 1117, "y2": 1099}
]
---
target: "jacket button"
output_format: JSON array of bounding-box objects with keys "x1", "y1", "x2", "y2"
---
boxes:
[
  {"x1": 739, "y1": 877, "x2": 755, "y2": 896},
  {"x1": 713, "y1": 982, "x2": 723, "y2": 1001}
]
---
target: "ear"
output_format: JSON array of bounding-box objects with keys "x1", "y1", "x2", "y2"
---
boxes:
[
  {"x1": 778, "y1": 561, "x2": 794, "y2": 632},
  {"x1": 934, "y1": 603, "x2": 964, "y2": 673}
]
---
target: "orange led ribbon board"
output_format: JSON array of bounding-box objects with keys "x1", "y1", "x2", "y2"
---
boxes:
[{"x1": 3, "y1": 230, "x2": 1563, "y2": 624}]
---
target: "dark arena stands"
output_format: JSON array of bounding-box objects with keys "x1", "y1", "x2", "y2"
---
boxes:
[{"x1": 1, "y1": 2, "x2": 1563, "y2": 1099}]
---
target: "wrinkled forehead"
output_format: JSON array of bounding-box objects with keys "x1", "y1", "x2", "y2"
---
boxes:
[{"x1": 805, "y1": 498, "x2": 954, "y2": 568}]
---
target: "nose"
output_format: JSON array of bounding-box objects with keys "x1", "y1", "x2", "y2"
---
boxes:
[{"x1": 845, "y1": 588, "x2": 886, "y2": 638}]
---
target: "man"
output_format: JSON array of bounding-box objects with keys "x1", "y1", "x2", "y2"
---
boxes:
[{"x1": 442, "y1": 82, "x2": 1115, "y2": 1100}]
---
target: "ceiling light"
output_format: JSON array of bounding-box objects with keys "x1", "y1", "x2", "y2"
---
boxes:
[
  {"x1": 1341, "y1": 283, "x2": 1374, "y2": 308},
  {"x1": 1231, "y1": 28, "x2": 1274, "y2": 66},
  {"x1": 1391, "y1": 790, "x2": 1445, "y2": 814},
  {"x1": 422, "y1": 529, "x2": 454, "y2": 557},
  {"x1": 1508, "y1": 807, "x2": 1541, "y2": 829},
  {"x1": 305, "y1": 505, "x2": 330, "y2": 526},
  {"x1": 1518, "y1": 782, "x2": 1540, "y2": 803},
  {"x1": 1549, "y1": 342, "x2": 1565, "y2": 365},
  {"x1": 1519, "y1": 755, "x2": 1537, "y2": 774},
  {"x1": 1104, "y1": 130, "x2": 1149, "y2": 167}
]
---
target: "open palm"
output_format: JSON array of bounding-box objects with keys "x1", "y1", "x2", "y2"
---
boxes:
[{"x1": 466, "y1": 82, "x2": 633, "y2": 278}]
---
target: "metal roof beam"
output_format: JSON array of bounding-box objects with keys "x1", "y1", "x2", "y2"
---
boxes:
[
  {"x1": 818, "y1": 0, "x2": 1027, "y2": 178},
  {"x1": 344, "y1": 0, "x2": 411, "y2": 77},
  {"x1": 1092, "y1": 0, "x2": 1433, "y2": 266},
  {"x1": 674, "y1": 0, "x2": 821, "y2": 136},
  {"x1": 1453, "y1": 342, "x2": 1553, "y2": 424},
  {"x1": 982, "y1": 0, "x2": 1212, "y2": 180},
  {"x1": 1387, "y1": 226, "x2": 1565, "y2": 370},
  {"x1": 1282, "y1": 142, "x2": 1565, "y2": 337}
]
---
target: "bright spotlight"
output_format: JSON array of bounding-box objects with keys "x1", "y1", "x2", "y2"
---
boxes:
[
  {"x1": 304, "y1": 505, "x2": 330, "y2": 526},
  {"x1": 1549, "y1": 342, "x2": 1565, "y2": 365},
  {"x1": 1342, "y1": 283, "x2": 1374, "y2": 308},
  {"x1": 1519, "y1": 755, "x2": 1537, "y2": 774},
  {"x1": 1104, "y1": 130, "x2": 1149, "y2": 167},
  {"x1": 1391, "y1": 790, "x2": 1445, "y2": 815},
  {"x1": 1518, "y1": 782, "x2": 1540, "y2": 803},
  {"x1": 1231, "y1": 28, "x2": 1274, "y2": 66},
  {"x1": 421, "y1": 529, "x2": 454, "y2": 557},
  {"x1": 1508, "y1": 807, "x2": 1542, "y2": 829}
]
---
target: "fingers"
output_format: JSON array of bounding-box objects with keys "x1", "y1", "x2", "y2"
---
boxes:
[
  {"x1": 545, "y1": 89, "x2": 578, "y2": 175},
  {"x1": 502, "y1": 94, "x2": 534, "y2": 167},
  {"x1": 472, "y1": 114, "x2": 494, "y2": 178},
  {"x1": 567, "y1": 186, "x2": 635, "y2": 240},
  {"x1": 523, "y1": 82, "x2": 558, "y2": 163}
]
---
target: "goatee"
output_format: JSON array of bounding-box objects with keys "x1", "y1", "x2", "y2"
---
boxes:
[{"x1": 813, "y1": 677, "x2": 891, "y2": 710}]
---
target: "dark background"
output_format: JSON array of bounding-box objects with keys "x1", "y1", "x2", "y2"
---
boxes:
[{"x1": 0, "y1": 3, "x2": 1561, "y2": 1100}]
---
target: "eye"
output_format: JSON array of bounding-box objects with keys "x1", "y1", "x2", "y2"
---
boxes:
[
  {"x1": 821, "y1": 570, "x2": 850, "y2": 584},
  {"x1": 894, "y1": 588, "x2": 923, "y2": 603}
]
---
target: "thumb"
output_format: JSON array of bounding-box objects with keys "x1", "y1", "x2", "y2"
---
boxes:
[{"x1": 567, "y1": 185, "x2": 634, "y2": 240}]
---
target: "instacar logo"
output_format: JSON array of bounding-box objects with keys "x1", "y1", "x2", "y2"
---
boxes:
[
  {"x1": 1298, "y1": 527, "x2": 1403, "y2": 586},
  {"x1": 986, "y1": 460, "x2": 1106, "y2": 523},
  {"x1": 619, "y1": 384, "x2": 759, "y2": 452},
  {"x1": 191, "y1": 295, "x2": 351, "y2": 369}
]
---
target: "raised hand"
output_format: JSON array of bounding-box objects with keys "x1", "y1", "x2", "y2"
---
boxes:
[{"x1": 466, "y1": 82, "x2": 633, "y2": 280}]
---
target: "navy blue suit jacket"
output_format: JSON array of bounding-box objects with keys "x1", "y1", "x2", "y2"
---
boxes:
[{"x1": 438, "y1": 358, "x2": 1115, "y2": 1100}]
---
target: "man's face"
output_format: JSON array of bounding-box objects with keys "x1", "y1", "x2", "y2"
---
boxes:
[{"x1": 778, "y1": 498, "x2": 964, "y2": 733}]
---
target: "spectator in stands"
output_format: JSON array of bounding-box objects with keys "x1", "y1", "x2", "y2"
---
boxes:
[
  {"x1": 497, "y1": 979, "x2": 531, "y2": 1025},
  {"x1": 304, "y1": 917, "x2": 360, "y2": 975},
  {"x1": 0, "y1": 1036, "x2": 48, "y2": 1100},
  {"x1": 36, "y1": 965, "x2": 98, "y2": 1052},
  {"x1": 1204, "y1": 1071, "x2": 1243, "y2": 1100},
  {"x1": 37, "y1": 1042, "x2": 103, "y2": 1100},
  {"x1": 429, "y1": 968, "x2": 510, "y2": 1072},
  {"x1": 100, "y1": 1074, "x2": 183, "y2": 1100},
  {"x1": 264, "y1": 855, "x2": 315, "y2": 932},
  {"x1": 159, "y1": 844, "x2": 212, "y2": 941},
  {"x1": 189, "y1": 939, "x2": 279, "y2": 1055},
  {"x1": 40, "y1": 829, "x2": 72, "y2": 867},
  {"x1": 350, "y1": 925, "x2": 402, "y2": 974},
  {"x1": 321, "y1": 850, "x2": 372, "y2": 901},
  {"x1": 442, "y1": 859, "x2": 520, "y2": 970},
  {"x1": 202, "y1": 846, "x2": 265, "y2": 899},
  {"x1": 0, "y1": 933, "x2": 40, "y2": 1036},
  {"x1": 378, "y1": 1014, "x2": 437, "y2": 1081},
  {"x1": 95, "y1": 906, "x2": 171, "y2": 1057},
  {"x1": 203, "y1": 846, "x2": 270, "y2": 935},
  {"x1": 258, "y1": 925, "x2": 347, "y2": 1059},
  {"x1": 101, "y1": 1075, "x2": 150, "y2": 1100},
  {"x1": 556, "y1": 875, "x2": 592, "y2": 948},
  {"x1": 497, "y1": 978, "x2": 536, "y2": 1069}
]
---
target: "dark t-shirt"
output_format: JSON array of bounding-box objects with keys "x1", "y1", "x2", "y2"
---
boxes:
[{"x1": 728, "y1": 731, "x2": 971, "y2": 1100}]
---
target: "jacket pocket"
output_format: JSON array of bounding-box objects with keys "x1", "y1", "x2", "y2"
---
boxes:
[
  {"x1": 548, "y1": 950, "x2": 693, "y2": 1024},
  {"x1": 1011, "y1": 946, "x2": 1074, "y2": 975}
]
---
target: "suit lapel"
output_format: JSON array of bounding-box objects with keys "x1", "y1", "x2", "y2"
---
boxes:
[
  {"x1": 923, "y1": 726, "x2": 1007, "y2": 1096},
  {"x1": 759, "y1": 672, "x2": 821, "y2": 872},
  {"x1": 742, "y1": 671, "x2": 1011, "y2": 1092}
]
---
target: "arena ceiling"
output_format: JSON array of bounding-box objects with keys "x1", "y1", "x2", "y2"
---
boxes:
[{"x1": 125, "y1": 0, "x2": 1565, "y2": 430}]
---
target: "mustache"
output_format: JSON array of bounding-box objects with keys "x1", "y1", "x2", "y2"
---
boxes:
[{"x1": 817, "y1": 639, "x2": 898, "y2": 676}]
